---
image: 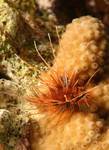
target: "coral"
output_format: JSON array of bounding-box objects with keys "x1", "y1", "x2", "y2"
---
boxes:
[
  {"x1": 28, "y1": 16, "x2": 109, "y2": 150},
  {"x1": 29, "y1": 16, "x2": 108, "y2": 117},
  {"x1": 54, "y1": 16, "x2": 108, "y2": 81},
  {"x1": 91, "y1": 79, "x2": 109, "y2": 110},
  {"x1": 1, "y1": 1, "x2": 109, "y2": 148},
  {"x1": 31, "y1": 113, "x2": 104, "y2": 150}
]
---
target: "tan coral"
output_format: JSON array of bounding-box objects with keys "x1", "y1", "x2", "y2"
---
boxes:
[
  {"x1": 29, "y1": 16, "x2": 109, "y2": 150},
  {"x1": 31, "y1": 113, "x2": 104, "y2": 150},
  {"x1": 91, "y1": 79, "x2": 109, "y2": 110},
  {"x1": 86, "y1": 128, "x2": 109, "y2": 150},
  {"x1": 54, "y1": 16, "x2": 108, "y2": 80},
  {"x1": 30, "y1": 16, "x2": 109, "y2": 119}
]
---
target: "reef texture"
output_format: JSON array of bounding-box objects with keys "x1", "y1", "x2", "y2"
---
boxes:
[
  {"x1": 0, "y1": 1, "x2": 19, "y2": 51},
  {"x1": 0, "y1": 0, "x2": 60, "y2": 149},
  {"x1": 0, "y1": 79, "x2": 32, "y2": 149},
  {"x1": 29, "y1": 16, "x2": 109, "y2": 150}
]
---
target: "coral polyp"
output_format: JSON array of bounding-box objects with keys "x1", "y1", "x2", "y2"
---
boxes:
[{"x1": 29, "y1": 69, "x2": 93, "y2": 120}]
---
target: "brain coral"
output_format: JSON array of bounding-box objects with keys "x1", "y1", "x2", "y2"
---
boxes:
[{"x1": 29, "y1": 16, "x2": 109, "y2": 150}]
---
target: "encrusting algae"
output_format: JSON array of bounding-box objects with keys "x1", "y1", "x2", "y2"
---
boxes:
[{"x1": 28, "y1": 16, "x2": 109, "y2": 150}]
